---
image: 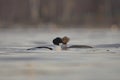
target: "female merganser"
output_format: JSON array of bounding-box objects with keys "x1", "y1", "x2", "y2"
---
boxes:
[{"x1": 27, "y1": 36, "x2": 93, "y2": 50}]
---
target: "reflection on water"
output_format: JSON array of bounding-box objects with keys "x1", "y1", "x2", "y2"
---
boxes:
[
  {"x1": 0, "y1": 52, "x2": 120, "y2": 80},
  {"x1": 0, "y1": 28, "x2": 120, "y2": 80}
]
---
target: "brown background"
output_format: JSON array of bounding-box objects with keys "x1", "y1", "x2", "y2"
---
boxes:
[{"x1": 0, "y1": 0, "x2": 120, "y2": 28}]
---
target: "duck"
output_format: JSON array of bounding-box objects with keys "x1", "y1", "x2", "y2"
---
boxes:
[
  {"x1": 27, "y1": 36, "x2": 93, "y2": 50},
  {"x1": 53, "y1": 36, "x2": 70, "y2": 50}
]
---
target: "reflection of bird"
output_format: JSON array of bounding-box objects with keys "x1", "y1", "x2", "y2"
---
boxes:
[{"x1": 27, "y1": 36, "x2": 93, "y2": 50}]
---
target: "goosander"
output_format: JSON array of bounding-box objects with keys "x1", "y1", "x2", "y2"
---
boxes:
[
  {"x1": 52, "y1": 37, "x2": 63, "y2": 51},
  {"x1": 52, "y1": 36, "x2": 70, "y2": 50},
  {"x1": 27, "y1": 36, "x2": 93, "y2": 50}
]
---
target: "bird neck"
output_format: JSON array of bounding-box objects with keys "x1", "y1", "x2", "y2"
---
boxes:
[
  {"x1": 61, "y1": 44, "x2": 68, "y2": 50},
  {"x1": 55, "y1": 45, "x2": 62, "y2": 51}
]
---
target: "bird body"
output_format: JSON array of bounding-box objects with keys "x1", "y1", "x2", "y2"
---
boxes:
[{"x1": 27, "y1": 36, "x2": 93, "y2": 51}]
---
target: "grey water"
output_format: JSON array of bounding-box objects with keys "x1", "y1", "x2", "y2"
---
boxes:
[{"x1": 0, "y1": 27, "x2": 120, "y2": 80}]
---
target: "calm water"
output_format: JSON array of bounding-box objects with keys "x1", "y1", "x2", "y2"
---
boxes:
[{"x1": 0, "y1": 27, "x2": 120, "y2": 80}]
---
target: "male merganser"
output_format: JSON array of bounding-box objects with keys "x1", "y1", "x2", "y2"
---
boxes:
[{"x1": 52, "y1": 37, "x2": 63, "y2": 51}]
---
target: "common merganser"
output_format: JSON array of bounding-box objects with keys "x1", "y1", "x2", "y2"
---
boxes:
[
  {"x1": 53, "y1": 36, "x2": 70, "y2": 50},
  {"x1": 27, "y1": 36, "x2": 93, "y2": 50}
]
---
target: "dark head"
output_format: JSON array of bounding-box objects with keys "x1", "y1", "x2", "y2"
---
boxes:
[{"x1": 53, "y1": 37, "x2": 63, "y2": 46}]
